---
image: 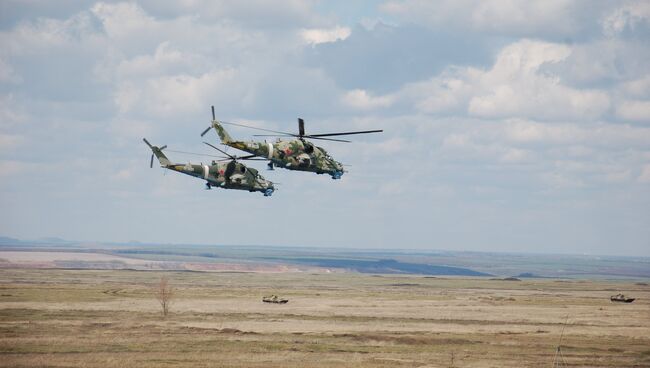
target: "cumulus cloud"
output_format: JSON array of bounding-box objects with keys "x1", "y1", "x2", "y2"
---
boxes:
[
  {"x1": 638, "y1": 165, "x2": 650, "y2": 183},
  {"x1": 304, "y1": 21, "x2": 493, "y2": 93},
  {"x1": 439, "y1": 132, "x2": 528, "y2": 164},
  {"x1": 352, "y1": 39, "x2": 611, "y2": 121},
  {"x1": 112, "y1": 42, "x2": 192, "y2": 79},
  {"x1": 465, "y1": 40, "x2": 610, "y2": 120},
  {"x1": 380, "y1": 0, "x2": 606, "y2": 40},
  {"x1": 114, "y1": 68, "x2": 238, "y2": 117},
  {"x1": 341, "y1": 89, "x2": 394, "y2": 110},
  {"x1": 602, "y1": 2, "x2": 650, "y2": 37},
  {"x1": 616, "y1": 100, "x2": 650, "y2": 122},
  {"x1": 0, "y1": 58, "x2": 21, "y2": 84},
  {"x1": 0, "y1": 133, "x2": 23, "y2": 151},
  {"x1": 141, "y1": 0, "x2": 321, "y2": 28},
  {"x1": 620, "y1": 74, "x2": 650, "y2": 97},
  {"x1": 0, "y1": 94, "x2": 27, "y2": 127},
  {"x1": 91, "y1": 2, "x2": 155, "y2": 40},
  {"x1": 301, "y1": 26, "x2": 351, "y2": 45}
]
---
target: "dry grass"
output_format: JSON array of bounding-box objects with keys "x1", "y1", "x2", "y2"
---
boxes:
[{"x1": 0, "y1": 269, "x2": 649, "y2": 367}]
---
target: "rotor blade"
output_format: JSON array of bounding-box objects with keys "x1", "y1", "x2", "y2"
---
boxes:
[
  {"x1": 150, "y1": 154, "x2": 154, "y2": 168},
  {"x1": 218, "y1": 156, "x2": 267, "y2": 162},
  {"x1": 143, "y1": 137, "x2": 153, "y2": 148},
  {"x1": 298, "y1": 118, "x2": 305, "y2": 137},
  {"x1": 238, "y1": 154, "x2": 263, "y2": 160},
  {"x1": 203, "y1": 141, "x2": 235, "y2": 159},
  {"x1": 200, "y1": 126, "x2": 212, "y2": 137},
  {"x1": 307, "y1": 129, "x2": 383, "y2": 138},
  {"x1": 159, "y1": 145, "x2": 167, "y2": 150},
  {"x1": 252, "y1": 134, "x2": 291, "y2": 137},
  {"x1": 220, "y1": 121, "x2": 298, "y2": 137},
  {"x1": 304, "y1": 136, "x2": 351, "y2": 143},
  {"x1": 211, "y1": 105, "x2": 215, "y2": 120},
  {"x1": 252, "y1": 134, "x2": 350, "y2": 142},
  {"x1": 164, "y1": 149, "x2": 223, "y2": 158},
  {"x1": 252, "y1": 133, "x2": 352, "y2": 142}
]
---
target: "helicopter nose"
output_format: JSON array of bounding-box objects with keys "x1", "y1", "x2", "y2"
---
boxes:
[
  {"x1": 331, "y1": 171, "x2": 343, "y2": 180},
  {"x1": 264, "y1": 187, "x2": 274, "y2": 196}
]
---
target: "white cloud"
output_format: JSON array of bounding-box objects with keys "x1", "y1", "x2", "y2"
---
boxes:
[
  {"x1": 380, "y1": 0, "x2": 599, "y2": 39},
  {"x1": 0, "y1": 134, "x2": 23, "y2": 152},
  {"x1": 471, "y1": 0, "x2": 581, "y2": 36},
  {"x1": 115, "y1": 42, "x2": 189, "y2": 78},
  {"x1": 602, "y1": 2, "x2": 650, "y2": 37},
  {"x1": 616, "y1": 100, "x2": 650, "y2": 122},
  {"x1": 439, "y1": 131, "x2": 531, "y2": 164},
  {"x1": 368, "y1": 40, "x2": 611, "y2": 120},
  {"x1": 541, "y1": 171, "x2": 584, "y2": 189},
  {"x1": 475, "y1": 118, "x2": 650, "y2": 149},
  {"x1": 91, "y1": 2, "x2": 157, "y2": 40},
  {"x1": 0, "y1": 94, "x2": 27, "y2": 127},
  {"x1": 341, "y1": 89, "x2": 394, "y2": 110},
  {"x1": 114, "y1": 68, "x2": 238, "y2": 117},
  {"x1": 139, "y1": 0, "x2": 321, "y2": 28},
  {"x1": 410, "y1": 75, "x2": 472, "y2": 114},
  {"x1": 110, "y1": 168, "x2": 134, "y2": 181},
  {"x1": 113, "y1": 81, "x2": 140, "y2": 114},
  {"x1": 502, "y1": 119, "x2": 582, "y2": 144},
  {"x1": 0, "y1": 58, "x2": 21, "y2": 84},
  {"x1": 0, "y1": 160, "x2": 45, "y2": 178},
  {"x1": 620, "y1": 74, "x2": 650, "y2": 97},
  {"x1": 301, "y1": 26, "x2": 351, "y2": 45},
  {"x1": 638, "y1": 165, "x2": 650, "y2": 183},
  {"x1": 466, "y1": 40, "x2": 610, "y2": 120},
  {"x1": 0, "y1": 160, "x2": 23, "y2": 177},
  {"x1": 108, "y1": 118, "x2": 153, "y2": 144},
  {"x1": 499, "y1": 147, "x2": 533, "y2": 164},
  {"x1": 605, "y1": 169, "x2": 632, "y2": 183}
]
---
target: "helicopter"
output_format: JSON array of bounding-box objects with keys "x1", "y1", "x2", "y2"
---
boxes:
[
  {"x1": 143, "y1": 138, "x2": 275, "y2": 196},
  {"x1": 200, "y1": 106, "x2": 382, "y2": 179}
]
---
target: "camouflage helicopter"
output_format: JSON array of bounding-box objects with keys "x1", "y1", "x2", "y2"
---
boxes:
[
  {"x1": 143, "y1": 138, "x2": 275, "y2": 196},
  {"x1": 200, "y1": 106, "x2": 382, "y2": 179}
]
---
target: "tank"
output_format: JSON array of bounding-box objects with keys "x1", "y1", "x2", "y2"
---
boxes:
[
  {"x1": 262, "y1": 295, "x2": 289, "y2": 304},
  {"x1": 610, "y1": 294, "x2": 635, "y2": 303}
]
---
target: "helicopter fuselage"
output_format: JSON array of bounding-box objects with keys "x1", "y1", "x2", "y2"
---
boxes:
[
  {"x1": 165, "y1": 161, "x2": 275, "y2": 194},
  {"x1": 144, "y1": 139, "x2": 275, "y2": 196},
  {"x1": 225, "y1": 139, "x2": 345, "y2": 179}
]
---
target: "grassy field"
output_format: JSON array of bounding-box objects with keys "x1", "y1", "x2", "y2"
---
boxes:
[{"x1": 0, "y1": 269, "x2": 648, "y2": 367}]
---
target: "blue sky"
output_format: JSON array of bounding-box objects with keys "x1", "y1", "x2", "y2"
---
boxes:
[{"x1": 1, "y1": 1, "x2": 649, "y2": 256}]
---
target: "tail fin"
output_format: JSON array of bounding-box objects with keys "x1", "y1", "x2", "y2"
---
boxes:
[
  {"x1": 202, "y1": 106, "x2": 234, "y2": 143},
  {"x1": 212, "y1": 119, "x2": 233, "y2": 144},
  {"x1": 151, "y1": 146, "x2": 171, "y2": 166},
  {"x1": 143, "y1": 138, "x2": 171, "y2": 167}
]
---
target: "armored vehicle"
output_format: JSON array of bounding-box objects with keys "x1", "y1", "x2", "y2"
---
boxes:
[
  {"x1": 262, "y1": 295, "x2": 288, "y2": 304},
  {"x1": 610, "y1": 294, "x2": 635, "y2": 303}
]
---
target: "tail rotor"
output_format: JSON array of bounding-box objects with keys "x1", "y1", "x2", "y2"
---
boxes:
[
  {"x1": 200, "y1": 106, "x2": 217, "y2": 137},
  {"x1": 143, "y1": 138, "x2": 167, "y2": 168}
]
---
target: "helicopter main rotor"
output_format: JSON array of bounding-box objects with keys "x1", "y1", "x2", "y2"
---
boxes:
[
  {"x1": 201, "y1": 105, "x2": 382, "y2": 142},
  {"x1": 249, "y1": 117, "x2": 383, "y2": 142}
]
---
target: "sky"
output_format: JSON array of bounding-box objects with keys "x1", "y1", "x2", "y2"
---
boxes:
[{"x1": 0, "y1": 0, "x2": 649, "y2": 256}]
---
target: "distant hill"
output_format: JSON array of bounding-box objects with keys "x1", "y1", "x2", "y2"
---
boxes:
[
  {"x1": 0, "y1": 236, "x2": 22, "y2": 245},
  {"x1": 2, "y1": 235, "x2": 649, "y2": 279},
  {"x1": 282, "y1": 258, "x2": 491, "y2": 276}
]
